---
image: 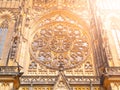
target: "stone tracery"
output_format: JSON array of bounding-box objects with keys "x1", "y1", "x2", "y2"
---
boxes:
[{"x1": 30, "y1": 22, "x2": 90, "y2": 69}]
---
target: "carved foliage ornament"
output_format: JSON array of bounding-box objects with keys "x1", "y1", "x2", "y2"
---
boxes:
[
  {"x1": 30, "y1": 23, "x2": 90, "y2": 70},
  {"x1": 33, "y1": 0, "x2": 56, "y2": 8},
  {"x1": 33, "y1": 0, "x2": 87, "y2": 10}
]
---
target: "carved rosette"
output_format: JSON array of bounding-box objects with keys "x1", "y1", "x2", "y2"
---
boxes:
[{"x1": 30, "y1": 22, "x2": 90, "y2": 70}]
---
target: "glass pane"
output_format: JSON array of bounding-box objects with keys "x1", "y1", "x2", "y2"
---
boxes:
[
  {"x1": 112, "y1": 29, "x2": 120, "y2": 59},
  {"x1": 0, "y1": 28, "x2": 8, "y2": 58}
]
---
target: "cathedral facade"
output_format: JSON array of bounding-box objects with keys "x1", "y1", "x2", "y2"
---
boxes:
[{"x1": 0, "y1": 0, "x2": 120, "y2": 90}]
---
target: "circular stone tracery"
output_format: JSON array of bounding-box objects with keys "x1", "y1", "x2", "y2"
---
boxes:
[
  {"x1": 31, "y1": 23, "x2": 90, "y2": 69},
  {"x1": 49, "y1": 37, "x2": 71, "y2": 53}
]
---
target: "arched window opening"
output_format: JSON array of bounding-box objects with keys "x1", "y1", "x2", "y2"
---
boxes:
[
  {"x1": 0, "y1": 20, "x2": 8, "y2": 59},
  {"x1": 112, "y1": 29, "x2": 120, "y2": 59},
  {"x1": 111, "y1": 18, "x2": 120, "y2": 59}
]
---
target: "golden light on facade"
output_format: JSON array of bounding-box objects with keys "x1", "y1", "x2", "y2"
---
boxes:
[
  {"x1": 1, "y1": 0, "x2": 120, "y2": 90},
  {"x1": 97, "y1": 0, "x2": 120, "y2": 10}
]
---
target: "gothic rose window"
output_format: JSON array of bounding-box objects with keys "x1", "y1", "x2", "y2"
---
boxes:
[{"x1": 30, "y1": 23, "x2": 90, "y2": 69}]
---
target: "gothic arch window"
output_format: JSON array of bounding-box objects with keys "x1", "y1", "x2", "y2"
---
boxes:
[
  {"x1": 111, "y1": 19, "x2": 120, "y2": 59},
  {"x1": 112, "y1": 30, "x2": 120, "y2": 57},
  {"x1": 0, "y1": 20, "x2": 8, "y2": 59},
  {"x1": 28, "y1": 10, "x2": 96, "y2": 76}
]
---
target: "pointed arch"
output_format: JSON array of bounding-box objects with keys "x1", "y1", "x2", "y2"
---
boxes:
[
  {"x1": 30, "y1": 10, "x2": 89, "y2": 36},
  {"x1": 0, "y1": 11, "x2": 16, "y2": 65},
  {"x1": 0, "y1": 19, "x2": 8, "y2": 58}
]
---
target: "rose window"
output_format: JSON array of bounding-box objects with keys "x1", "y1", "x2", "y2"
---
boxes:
[{"x1": 30, "y1": 23, "x2": 90, "y2": 69}]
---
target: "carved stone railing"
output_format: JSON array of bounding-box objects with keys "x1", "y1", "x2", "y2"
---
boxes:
[
  {"x1": 21, "y1": 76, "x2": 57, "y2": 84},
  {"x1": 0, "y1": 66, "x2": 23, "y2": 89},
  {"x1": 0, "y1": 66, "x2": 22, "y2": 75},
  {"x1": 104, "y1": 67, "x2": 120, "y2": 76},
  {"x1": 20, "y1": 76, "x2": 100, "y2": 85},
  {"x1": 0, "y1": 0, "x2": 21, "y2": 8},
  {"x1": 67, "y1": 76, "x2": 100, "y2": 85},
  {"x1": 102, "y1": 67, "x2": 120, "y2": 89}
]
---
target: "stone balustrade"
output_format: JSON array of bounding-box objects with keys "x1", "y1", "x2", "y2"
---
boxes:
[{"x1": 0, "y1": 0, "x2": 21, "y2": 8}]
